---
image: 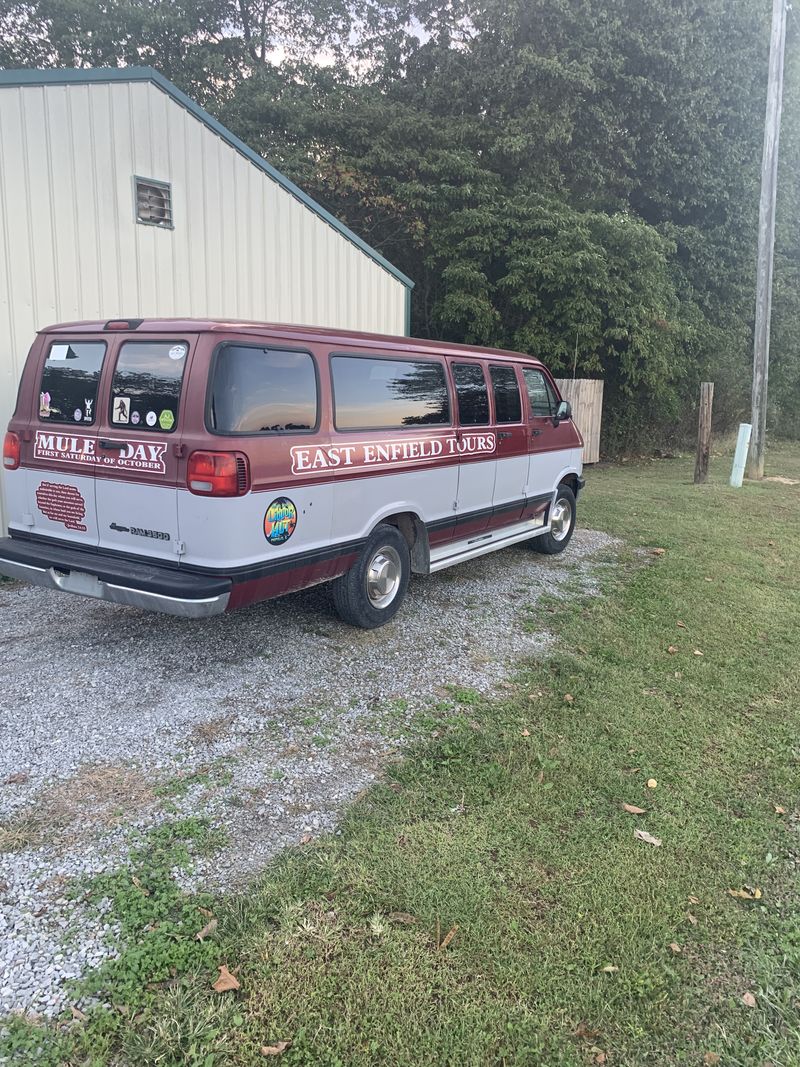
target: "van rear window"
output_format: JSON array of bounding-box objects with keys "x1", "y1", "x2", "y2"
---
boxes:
[
  {"x1": 209, "y1": 346, "x2": 318, "y2": 434},
  {"x1": 39, "y1": 341, "x2": 106, "y2": 425},
  {"x1": 110, "y1": 341, "x2": 188, "y2": 432},
  {"x1": 332, "y1": 356, "x2": 450, "y2": 430}
]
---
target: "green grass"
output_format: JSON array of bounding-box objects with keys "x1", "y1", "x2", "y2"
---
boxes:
[{"x1": 3, "y1": 446, "x2": 800, "y2": 1066}]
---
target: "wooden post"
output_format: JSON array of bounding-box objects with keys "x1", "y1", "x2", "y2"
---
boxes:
[{"x1": 694, "y1": 382, "x2": 714, "y2": 484}]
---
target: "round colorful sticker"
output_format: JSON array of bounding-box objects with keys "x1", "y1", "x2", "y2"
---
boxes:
[
  {"x1": 131, "y1": 411, "x2": 141, "y2": 425},
  {"x1": 73, "y1": 408, "x2": 82, "y2": 422},
  {"x1": 168, "y1": 344, "x2": 187, "y2": 361},
  {"x1": 145, "y1": 411, "x2": 157, "y2": 427},
  {"x1": 263, "y1": 497, "x2": 297, "y2": 545},
  {"x1": 159, "y1": 409, "x2": 175, "y2": 431}
]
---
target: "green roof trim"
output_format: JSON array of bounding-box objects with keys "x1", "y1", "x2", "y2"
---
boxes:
[{"x1": 0, "y1": 65, "x2": 415, "y2": 294}]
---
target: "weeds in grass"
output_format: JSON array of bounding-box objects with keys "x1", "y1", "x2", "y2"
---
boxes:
[{"x1": 0, "y1": 817, "x2": 227, "y2": 1065}]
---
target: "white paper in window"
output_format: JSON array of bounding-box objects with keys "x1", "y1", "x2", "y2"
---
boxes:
[{"x1": 48, "y1": 344, "x2": 70, "y2": 361}]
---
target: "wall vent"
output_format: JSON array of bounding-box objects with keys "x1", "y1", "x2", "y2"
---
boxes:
[{"x1": 134, "y1": 177, "x2": 173, "y2": 228}]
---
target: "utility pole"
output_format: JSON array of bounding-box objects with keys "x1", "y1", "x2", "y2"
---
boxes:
[{"x1": 747, "y1": 0, "x2": 788, "y2": 479}]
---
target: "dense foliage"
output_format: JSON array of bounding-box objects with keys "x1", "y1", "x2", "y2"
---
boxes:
[{"x1": 2, "y1": 0, "x2": 798, "y2": 450}]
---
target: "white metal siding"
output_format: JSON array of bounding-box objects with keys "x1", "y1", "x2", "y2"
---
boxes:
[{"x1": 0, "y1": 79, "x2": 407, "y2": 531}]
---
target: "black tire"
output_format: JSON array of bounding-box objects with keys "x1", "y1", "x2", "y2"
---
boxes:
[
  {"x1": 331, "y1": 523, "x2": 411, "y2": 629},
  {"x1": 531, "y1": 483, "x2": 577, "y2": 555}
]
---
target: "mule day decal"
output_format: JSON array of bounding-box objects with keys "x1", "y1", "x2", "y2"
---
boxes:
[
  {"x1": 290, "y1": 431, "x2": 497, "y2": 475},
  {"x1": 33, "y1": 432, "x2": 167, "y2": 474},
  {"x1": 263, "y1": 497, "x2": 297, "y2": 545}
]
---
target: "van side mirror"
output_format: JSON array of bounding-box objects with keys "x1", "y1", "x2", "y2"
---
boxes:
[{"x1": 554, "y1": 399, "x2": 571, "y2": 425}]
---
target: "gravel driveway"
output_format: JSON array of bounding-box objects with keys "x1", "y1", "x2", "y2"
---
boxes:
[{"x1": 0, "y1": 528, "x2": 617, "y2": 1018}]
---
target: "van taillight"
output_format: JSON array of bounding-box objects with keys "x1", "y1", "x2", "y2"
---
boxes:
[
  {"x1": 104, "y1": 318, "x2": 143, "y2": 330},
  {"x1": 187, "y1": 451, "x2": 250, "y2": 496},
  {"x1": 3, "y1": 431, "x2": 20, "y2": 470}
]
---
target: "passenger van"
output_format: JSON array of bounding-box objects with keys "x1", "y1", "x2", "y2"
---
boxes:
[{"x1": 0, "y1": 320, "x2": 584, "y2": 628}]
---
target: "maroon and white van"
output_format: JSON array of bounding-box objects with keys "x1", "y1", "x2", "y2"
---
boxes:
[{"x1": 0, "y1": 320, "x2": 584, "y2": 628}]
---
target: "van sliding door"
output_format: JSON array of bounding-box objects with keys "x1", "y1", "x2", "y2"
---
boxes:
[
  {"x1": 488, "y1": 365, "x2": 528, "y2": 528},
  {"x1": 450, "y1": 360, "x2": 494, "y2": 539}
]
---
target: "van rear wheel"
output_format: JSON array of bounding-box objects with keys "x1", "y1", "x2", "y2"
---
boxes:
[
  {"x1": 531, "y1": 483, "x2": 576, "y2": 555},
  {"x1": 332, "y1": 524, "x2": 411, "y2": 628}
]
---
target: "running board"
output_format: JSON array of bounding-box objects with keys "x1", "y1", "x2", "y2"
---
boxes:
[{"x1": 429, "y1": 517, "x2": 550, "y2": 573}]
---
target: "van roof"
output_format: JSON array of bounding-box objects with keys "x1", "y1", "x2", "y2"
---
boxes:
[{"x1": 40, "y1": 319, "x2": 545, "y2": 365}]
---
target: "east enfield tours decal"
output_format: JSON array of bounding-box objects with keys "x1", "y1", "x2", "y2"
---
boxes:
[
  {"x1": 34, "y1": 432, "x2": 167, "y2": 474},
  {"x1": 289, "y1": 432, "x2": 496, "y2": 476}
]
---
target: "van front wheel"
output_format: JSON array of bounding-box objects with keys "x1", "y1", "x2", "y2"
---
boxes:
[
  {"x1": 332, "y1": 524, "x2": 411, "y2": 628},
  {"x1": 531, "y1": 484, "x2": 577, "y2": 555}
]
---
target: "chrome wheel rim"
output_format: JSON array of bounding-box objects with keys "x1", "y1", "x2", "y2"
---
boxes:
[
  {"x1": 366, "y1": 546, "x2": 402, "y2": 608},
  {"x1": 550, "y1": 497, "x2": 573, "y2": 542}
]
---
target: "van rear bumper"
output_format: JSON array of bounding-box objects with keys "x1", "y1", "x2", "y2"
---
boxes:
[{"x1": 0, "y1": 537, "x2": 231, "y2": 618}]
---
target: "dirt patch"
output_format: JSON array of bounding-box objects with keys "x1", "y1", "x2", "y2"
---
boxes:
[
  {"x1": 192, "y1": 715, "x2": 237, "y2": 745},
  {"x1": 47, "y1": 764, "x2": 151, "y2": 826},
  {"x1": 1, "y1": 765, "x2": 157, "y2": 849},
  {"x1": 0, "y1": 814, "x2": 45, "y2": 853}
]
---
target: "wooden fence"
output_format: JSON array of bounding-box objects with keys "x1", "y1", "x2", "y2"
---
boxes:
[{"x1": 554, "y1": 378, "x2": 604, "y2": 463}]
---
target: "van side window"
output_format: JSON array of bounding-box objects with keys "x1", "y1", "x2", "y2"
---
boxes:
[
  {"x1": 489, "y1": 365, "x2": 522, "y2": 423},
  {"x1": 110, "y1": 341, "x2": 188, "y2": 432},
  {"x1": 209, "y1": 346, "x2": 317, "y2": 434},
  {"x1": 38, "y1": 341, "x2": 106, "y2": 425},
  {"x1": 452, "y1": 363, "x2": 490, "y2": 425},
  {"x1": 332, "y1": 356, "x2": 450, "y2": 430},
  {"x1": 522, "y1": 368, "x2": 555, "y2": 417}
]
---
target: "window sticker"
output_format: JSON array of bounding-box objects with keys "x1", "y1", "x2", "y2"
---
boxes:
[
  {"x1": 131, "y1": 411, "x2": 141, "y2": 426},
  {"x1": 146, "y1": 411, "x2": 157, "y2": 427},
  {"x1": 83, "y1": 399, "x2": 93, "y2": 421},
  {"x1": 159, "y1": 409, "x2": 175, "y2": 431},
  {"x1": 263, "y1": 497, "x2": 297, "y2": 545},
  {"x1": 168, "y1": 344, "x2": 187, "y2": 361},
  {"x1": 73, "y1": 408, "x2": 82, "y2": 422},
  {"x1": 40, "y1": 392, "x2": 51, "y2": 418},
  {"x1": 113, "y1": 397, "x2": 131, "y2": 424}
]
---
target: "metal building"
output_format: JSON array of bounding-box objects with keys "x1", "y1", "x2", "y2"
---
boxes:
[{"x1": 0, "y1": 66, "x2": 414, "y2": 531}]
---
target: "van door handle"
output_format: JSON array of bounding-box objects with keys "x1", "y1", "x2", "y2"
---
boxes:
[
  {"x1": 498, "y1": 431, "x2": 512, "y2": 440},
  {"x1": 531, "y1": 429, "x2": 542, "y2": 437},
  {"x1": 99, "y1": 439, "x2": 128, "y2": 450}
]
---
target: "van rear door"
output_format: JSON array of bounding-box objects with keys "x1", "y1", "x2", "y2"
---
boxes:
[
  {"x1": 23, "y1": 336, "x2": 106, "y2": 548},
  {"x1": 94, "y1": 337, "x2": 193, "y2": 563}
]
